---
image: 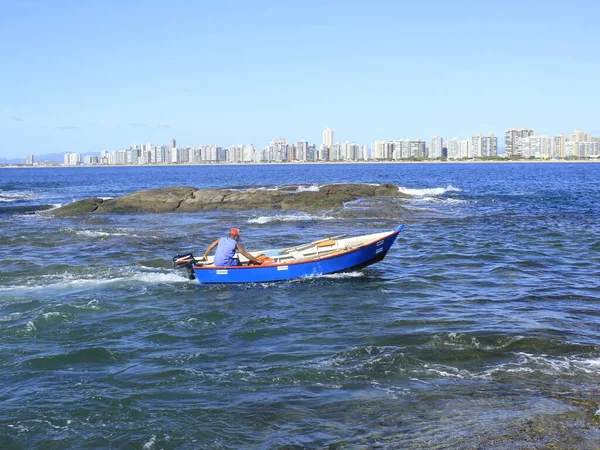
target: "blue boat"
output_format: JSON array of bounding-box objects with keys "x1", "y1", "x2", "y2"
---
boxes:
[{"x1": 173, "y1": 225, "x2": 403, "y2": 284}]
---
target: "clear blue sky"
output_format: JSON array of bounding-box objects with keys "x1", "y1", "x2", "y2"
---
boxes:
[{"x1": 1, "y1": 0, "x2": 599, "y2": 158}]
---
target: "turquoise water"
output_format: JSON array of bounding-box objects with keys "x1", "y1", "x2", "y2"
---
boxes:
[{"x1": 1, "y1": 163, "x2": 600, "y2": 448}]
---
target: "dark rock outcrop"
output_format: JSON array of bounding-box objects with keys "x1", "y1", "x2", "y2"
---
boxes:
[
  {"x1": 52, "y1": 197, "x2": 105, "y2": 217},
  {"x1": 52, "y1": 183, "x2": 410, "y2": 216}
]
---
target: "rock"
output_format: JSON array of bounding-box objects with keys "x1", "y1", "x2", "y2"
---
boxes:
[
  {"x1": 52, "y1": 197, "x2": 105, "y2": 216},
  {"x1": 95, "y1": 186, "x2": 197, "y2": 213},
  {"x1": 52, "y1": 183, "x2": 410, "y2": 215}
]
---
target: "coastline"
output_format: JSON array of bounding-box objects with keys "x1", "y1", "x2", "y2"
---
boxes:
[{"x1": 2, "y1": 159, "x2": 600, "y2": 169}]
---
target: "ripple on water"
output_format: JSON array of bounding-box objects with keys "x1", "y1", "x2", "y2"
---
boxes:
[
  {"x1": 24, "y1": 347, "x2": 123, "y2": 370},
  {"x1": 1, "y1": 164, "x2": 600, "y2": 448}
]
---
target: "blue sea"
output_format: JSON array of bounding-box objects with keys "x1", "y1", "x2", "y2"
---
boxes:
[{"x1": 1, "y1": 163, "x2": 600, "y2": 449}]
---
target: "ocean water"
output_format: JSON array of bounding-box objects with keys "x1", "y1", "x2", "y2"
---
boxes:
[{"x1": 1, "y1": 163, "x2": 599, "y2": 449}]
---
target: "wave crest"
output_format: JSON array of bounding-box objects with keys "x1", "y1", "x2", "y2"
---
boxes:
[
  {"x1": 248, "y1": 213, "x2": 334, "y2": 224},
  {"x1": 398, "y1": 185, "x2": 461, "y2": 197}
]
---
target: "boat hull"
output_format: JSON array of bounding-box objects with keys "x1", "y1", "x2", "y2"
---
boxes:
[{"x1": 191, "y1": 226, "x2": 402, "y2": 284}]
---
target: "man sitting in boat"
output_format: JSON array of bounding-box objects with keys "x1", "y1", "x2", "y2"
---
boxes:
[{"x1": 201, "y1": 227, "x2": 261, "y2": 266}]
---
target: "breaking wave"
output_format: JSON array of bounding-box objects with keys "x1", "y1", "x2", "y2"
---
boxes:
[
  {"x1": 248, "y1": 213, "x2": 334, "y2": 224},
  {"x1": 309, "y1": 342, "x2": 600, "y2": 383},
  {"x1": 295, "y1": 184, "x2": 321, "y2": 192},
  {"x1": 398, "y1": 185, "x2": 461, "y2": 197},
  {"x1": 316, "y1": 271, "x2": 365, "y2": 279},
  {"x1": 0, "y1": 190, "x2": 37, "y2": 202},
  {"x1": 411, "y1": 196, "x2": 469, "y2": 204},
  {"x1": 0, "y1": 269, "x2": 191, "y2": 293},
  {"x1": 67, "y1": 228, "x2": 156, "y2": 239}
]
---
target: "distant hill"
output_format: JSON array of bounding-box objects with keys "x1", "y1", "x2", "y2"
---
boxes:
[
  {"x1": 0, "y1": 157, "x2": 24, "y2": 164},
  {"x1": 36, "y1": 153, "x2": 68, "y2": 163},
  {"x1": 0, "y1": 152, "x2": 99, "y2": 164}
]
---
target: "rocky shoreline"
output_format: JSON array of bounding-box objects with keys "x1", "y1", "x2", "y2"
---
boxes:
[{"x1": 51, "y1": 183, "x2": 411, "y2": 216}]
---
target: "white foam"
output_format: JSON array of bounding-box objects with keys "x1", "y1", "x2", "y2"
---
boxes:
[
  {"x1": 74, "y1": 230, "x2": 130, "y2": 238},
  {"x1": 41, "y1": 311, "x2": 64, "y2": 320},
  {"x1": 247, "y1": 213, "x2": 334, "y2": 224},
  {"x1": 299, "y1": 271, "x2": 365, "y2": 281},
  {"x1": 424, "y1": 366, "x2": 465, "y2": 379},
  {"x1": 132, "y1": 272, "x2": 191, "y2": 283},
  {"x1": 296, "y1": 184, "x2": 321, "y2": 192},
  {"x1": 143, "y1": 435, "x2": 156, "y2": 450},
  {"x1": 398, "y1": 185, "x2": 462, "y2": 197},
  {"x1": 248, "y1": 186, "x2": 281, "y2": 191},
  {"x1": 0, "y1": 191, "x2": 36, "y2": 200},
  {"x1": 68, "y1": 228, "x2": 157, "y2": 239},
  {"x1": 319, "y1": 271, "x2": 365, "y2": 279},
  {"x1": 477, "y1": 352, "x2": 600, "y2": 380},
  {"x1": 410, "y1": 196, "x2": 469, "y2": 205},
  {"x1": 71, "y1": 299, "x2": 101, "y2": 310},
  {"x1": 12, "y1": 203, "x2": 63, "y2": 220},
  {"x1": 0, "y1": 270, "x2": 191, "y2": 293}
]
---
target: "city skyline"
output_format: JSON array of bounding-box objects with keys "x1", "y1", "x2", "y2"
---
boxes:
[
  {"x1": 16, "y1": 126, "x2": 596, "y2": 166},
  {"x1": 2, "y1": 0, "x2": 600, "y2": 158}
]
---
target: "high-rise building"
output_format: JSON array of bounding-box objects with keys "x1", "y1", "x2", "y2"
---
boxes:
[
  {"x1": 296, "y1": 140, "x2": 308, "y2": 161},
  {"x1": 63, "y1": 152, "x2": 82, "y2": 166},
  {"x1": 392, "y1": 141, "x2": 402, "y2": 160},
  {"x1": 553, "y1": 135, "x2": 567, "y2": 159},
  {"x1": 471, "y1": 135, "x2": 484, "y2": 158},
  {"x1": 26, "y1": 154, "x2": 34, "y2": 166},
  {"x1": 371, "y1": 140, "x2": 387, "y2": 159},
  {"x1": 446, "y1": 138, "x2": 460, "y2": 159},
  {"x1": 460, "y1": 140, "x2": 471, "y2": 159},
  {"x1": 571, "y1": 130, "x2": 590, "y2": 142},
  {"x1": 483, "y1": 134, "x2": 498, "y2": 157},
  {"x1": 169, "y1": 138, "x2": 176, "y2": 150},
  {"x1": 307, "y1": 144, "x2": 316, "y2": 161},
  {"x1": 505, "y1": 128, "x2": 534, "y2": 158},
  {"x1": 521, "y1": 135, "x2": 552, "y2": 159},
  {"x1": 400, "y1": 140, "x2": 411, "y2": 159},
  {"x1": 361, "y1": 145, "x2": 369, "y2": 160},
  {"x1": 471, "y1": 134, "x2": 497, "y2": 158},
  {"x1": 429, "y1": 135, "x2": 443, "y2": 159},
  {"x1": 330, "y1": 142, "x2": 342, "y2": 161},
  {"x1": 322, "y1": 128, "x2": 334, "y2": 148},
  {"x1": 317, "y1": 144, "x2": 330, "y2": 161},
  {"x1": 410, "y1": 140, "x2": 426, "y2": 158},
  {"x1": 269, "y1": 139, "x2": 287, "y2": 162}
]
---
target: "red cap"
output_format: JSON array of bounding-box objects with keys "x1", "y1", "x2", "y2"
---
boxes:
[{"x1": 229, "y1": 227, "x2": 241, "y2": 236}]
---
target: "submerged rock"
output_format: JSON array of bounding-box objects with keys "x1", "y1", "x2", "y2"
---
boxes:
[{"x1": 52, "y1": 183, "x2": 410, "y2": 215}]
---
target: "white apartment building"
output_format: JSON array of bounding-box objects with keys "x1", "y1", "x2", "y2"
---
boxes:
[
  {"x1": 295, "y1": 140, "x2": 307, "y2": 161},
  {"x1": 371, "y1": 140, "x2": 386, "y2": 159},
  {"x1": 446, "y1": 138, "x2": 460, "y2": 159},
  {"x1": 565, "y1": 141, "x2": 600, "y2": 158},
  {"x1": 471, "y1": 134, "x2": 498, "y2": 158},
  {"x1": 410, "y1": 140, "x2": 426, "y2": 158},
  {"x1": 505, "y1": 128, "x2": 534, "y2": 158},
  {"x1": 460, "y1": 139, "x2": 471, "y2": 159},
  {"x1": 322, "y1": 128, "x2": 334, "y2": 148},
  {"x1": 63, "y1": 152, "x2": 82, "y2": 166},
  {"x1": 445, "y1": 138, "x2": 471, "y2": 159},
  {"x1": 521, "y1": 135, "x2": 552, "y2": 159},
  {"x1": 553, "y1": 135, "x2": 567, "y2": 159},
  {"x1": 429, "y1": 135, "x2": 443, "y2": 159}
]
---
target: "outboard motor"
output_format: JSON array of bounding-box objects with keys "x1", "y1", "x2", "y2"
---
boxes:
[{"x1": 173, "y1": 253, "x2": 197, "y2": 280}]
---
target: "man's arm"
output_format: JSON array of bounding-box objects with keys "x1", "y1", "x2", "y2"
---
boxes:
[
  {"x1": 236, "y1": 243, "x2": 260, "y2": 264},
  {"x1": 202, "y1": 238, "x2": 220, "y2": 261}
]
